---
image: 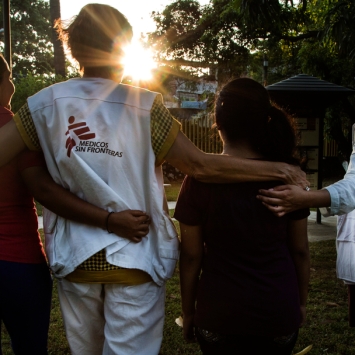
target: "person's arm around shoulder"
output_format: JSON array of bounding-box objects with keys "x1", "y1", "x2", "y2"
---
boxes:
[
  {"x1": 164, "y1": 131, "x2": 309, "y2": 187},
  {"x1": 151, "y1": 97, "x2": 308, "y2": 187},
  {"x1": 179, "y1": 222, "x2": 204, "y2": 343},
  {"x1": 21, "y1": 165, "x2": 150, "y2": 243},
  {"x1": 257, "y1": 151, "x2": 355, "y2": 217},
  {"x1": 256, "y1": 185, "x2": 331, "y2": 217},
  {"x1": 287, "y1": 217, "x2": 310, "y2": 327},
  {"x1": 321, "y1": 152, "x2": 355, "y2": 215}
]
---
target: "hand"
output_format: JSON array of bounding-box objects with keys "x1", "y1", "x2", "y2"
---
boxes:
[
  {"x1": 299, "y1": 305, "x2": 307, "y2": 327},
  {"x1": 282, "y1": 164, "x2": 310, "y2": 189},
  {"x1": 108, "y1": 210, "x2": 151, "y2": 243},
  {"x1": 256, "y1": 185, "x2": 310, "y2": 217},
  {"x1": 183, "y1": 314, "x2": 196, "y2": 343}
]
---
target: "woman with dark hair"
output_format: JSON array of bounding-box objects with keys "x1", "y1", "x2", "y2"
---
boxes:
[{"x1": 175, "y1": 78, "x2": 310, "y2": 355}]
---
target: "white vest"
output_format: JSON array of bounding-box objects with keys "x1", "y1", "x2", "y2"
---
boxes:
[{"x1": 27, "y1": 78, "x2": 179, "y2": 286}]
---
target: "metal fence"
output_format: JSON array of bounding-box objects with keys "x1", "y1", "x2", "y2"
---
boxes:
[
  {"x1": 177, "y1": 116, "x2": 223, "y2": 154},
  {"x1": 177, "y1": 114, "x2": 339, "y2": 157},
  {"x1": 323, "y1": 139, "x2": 338, "y2": 157}
]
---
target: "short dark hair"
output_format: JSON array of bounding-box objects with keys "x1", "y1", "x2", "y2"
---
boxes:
[
  {"x1": 215, "y1": 78, "x2": 300, "y2": 164},
  {"x1": 56, "y1": 3, "x2": 133, "y2": 75}
]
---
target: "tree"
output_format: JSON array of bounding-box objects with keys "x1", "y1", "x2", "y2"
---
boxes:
[
  {"x1": 322, "y1": 0, "x2": 355, "y2": 60},
  {"x1": 0, "y1": 0, "x2": 54, "y2": 77},
  {"x1": 50, "y1": 0, "x2": 65, "y2": 77},
  {"x1": 149, "y1": 0, "x2": 251, "y2": 83},
  {"x1": 149, "y1": 0, "x2": 355, "y2": 159},
  {"x1": 149, "y1": 0, "x2": 355, "y2": 86}
]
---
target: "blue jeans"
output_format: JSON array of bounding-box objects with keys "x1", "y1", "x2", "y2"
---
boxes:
[{"x1": 0, "y1": 260, "x2": 52, "y2": 355}]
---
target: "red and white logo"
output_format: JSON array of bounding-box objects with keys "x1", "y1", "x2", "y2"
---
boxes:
[{"x1": 65, "y1": 116, "x2": 96, "y2": 157}]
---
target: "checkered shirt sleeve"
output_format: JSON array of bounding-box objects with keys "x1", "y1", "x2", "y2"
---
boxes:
[
  {"x1": 151, "y1": 95, "x2": 181, "y2": 165},
  {"x1": 14, "y1": 103, "x2": 41, "y2": 151},
  {"x1": 78, "y1": 250, "x2": 122, "y2": 271}
]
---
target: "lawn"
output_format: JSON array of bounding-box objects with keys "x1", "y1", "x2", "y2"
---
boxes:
[
  {"x1": 165, "y1": 181, "x2": 183, "y2": 202},
  {"x1": 1, "y1": 239, "x2": 354, "y2": 355}
]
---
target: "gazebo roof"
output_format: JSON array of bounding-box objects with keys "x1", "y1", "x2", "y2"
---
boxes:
[{"x1": 266, "y1": 74, "x2": 355, "y2": 94}]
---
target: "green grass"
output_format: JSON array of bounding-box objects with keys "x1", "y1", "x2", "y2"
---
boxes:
[
  {"x1": 165, "y1": 182, "x2": 182, "y2": 201},
  {"x1": 35, "y1": 200, "x2": 43, "y2": 216},
  {"x1": 2, "y1": 239, "x2": 353, "y2": 354}
]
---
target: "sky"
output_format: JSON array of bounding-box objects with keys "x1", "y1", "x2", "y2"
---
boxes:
[
  {"x1": 59, "y1": 0, "x2": 210, "y2": 79},
  {"x1": 60, "y1": 0, "x2": 210, "y2": 40}
]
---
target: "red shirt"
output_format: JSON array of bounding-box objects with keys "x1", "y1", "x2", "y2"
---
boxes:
[{"x1": 0, "y1": 106, "x2": 46, "y2": 263}]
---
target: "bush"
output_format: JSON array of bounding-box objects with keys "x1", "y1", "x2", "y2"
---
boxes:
[{"x1": 11, "y1": 73, "x2": 78, "y2": 113}]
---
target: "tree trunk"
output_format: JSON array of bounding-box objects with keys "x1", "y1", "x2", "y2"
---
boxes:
[{"x1": 50, "y1": 0, "x2": 66, "y2": 77}]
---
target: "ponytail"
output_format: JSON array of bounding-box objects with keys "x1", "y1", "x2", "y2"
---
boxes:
[{"x1": 259, "y1": 105, "x2": 301, "y2": 165}]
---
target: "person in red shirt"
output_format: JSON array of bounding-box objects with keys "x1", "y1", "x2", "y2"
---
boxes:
[{"x1": 0, "y1": 53, "x2": 150, "y2": 355}]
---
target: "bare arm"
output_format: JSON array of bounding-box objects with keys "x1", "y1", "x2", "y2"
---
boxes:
[
  {"x1": 257, "y1": 185, "x2": 331, "y2": 217},
  {"x1": 165, "y1": 131, "x2": 309, "y2": 187},
  {"x1": 21, "y1": 165, "x2": 150, "y2": 243},
  {"x1": 287, "y1": 218, "x2": 310, "y2": 327},
  {"x1": 0, "y1": 120, "x2": 26, "y2": 166},
  {"x1": 179, "y1": 222, "x2": 203, "y2": 343}
]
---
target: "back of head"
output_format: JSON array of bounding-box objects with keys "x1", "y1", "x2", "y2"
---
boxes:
[
  {"x1": 215, "y1": 78, "x2": 300, "y2": 164},
  {"x1": 57, "y1": 3, "x2": 133, "y2": 74}
]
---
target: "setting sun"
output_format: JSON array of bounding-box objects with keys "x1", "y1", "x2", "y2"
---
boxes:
[{"x1": 122, "y1": 42, "x2": 157, "y2": 82}]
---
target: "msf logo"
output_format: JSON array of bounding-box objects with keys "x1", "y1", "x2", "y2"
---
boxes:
[{"x1": 65, "y1": 116, "x2": 96, "y2": 157}]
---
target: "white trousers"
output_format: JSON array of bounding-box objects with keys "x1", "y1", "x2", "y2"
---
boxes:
[{"x1": 57, "y1": 279, "x2": 166, "y2": 355}]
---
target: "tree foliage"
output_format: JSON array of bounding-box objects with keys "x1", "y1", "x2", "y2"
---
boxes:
[
  {"x1": 0, "y1": 0, "x2": 54, "y2": 77},
  {"x1": 149, "y1": 0, "x2": 355, "y2": 86},
  {"x1": 149, "y1": 0, "x2": 355, "y2": 159},
  {"x1": 50, "y1": 0, "x2": 65, "y2": 77}
]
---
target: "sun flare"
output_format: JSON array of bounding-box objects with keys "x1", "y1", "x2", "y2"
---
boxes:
[{"x1": 122, "y1": 42, "x2": 157, "y2": 82}]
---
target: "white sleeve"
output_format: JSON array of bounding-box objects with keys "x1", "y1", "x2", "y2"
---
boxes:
[{"x1": 324, "y1": 147, "x2": 355, "y2": 216}]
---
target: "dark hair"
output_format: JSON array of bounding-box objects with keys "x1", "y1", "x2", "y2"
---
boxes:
[
  {"x1": 56, "y1": 3, "x2": 133, "y2": 76},
  {"x1": 0, "y1": 54, "x2": 9, "y2": 82},
  {"x1": 215, "y1": 78, "x2": 300, "y2": 165}
]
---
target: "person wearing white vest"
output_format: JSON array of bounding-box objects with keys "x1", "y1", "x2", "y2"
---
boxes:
[{"x1": 0, "y1": 4, "x2": 309, "y2": 355}]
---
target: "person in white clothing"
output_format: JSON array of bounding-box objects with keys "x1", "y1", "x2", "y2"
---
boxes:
[{"x1": 0, "y1": 4, "x2": 309, "y2": 355}]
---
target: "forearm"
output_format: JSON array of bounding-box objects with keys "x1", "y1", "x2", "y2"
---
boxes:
[
  {"x1": 324, "y1": 178, "x2": 355, "y2": 215},
  {"x1": 165, "y1": 131, "x2": 307, "y2": 186},
  {"x1": 303, "y1": 189, "x2": 331, "y2": 209},
  {"x1": 22, "y1": 166, "x2": 151, "y2": 242},
  {"x1": 288, "y1": 219, "x2": 310, "y2": 307},
  {"x1": 30, "y1": 174, "x2": 108, "y2": 229},
  {"x1": 180, "y1": 254, "x2": 201, "y2": 316},
  {"x1": 179, "y1": 223, "x2": 203, "y2": 316},
  {"x1": 291, "y1": 250, "x2": 310, "y2": 307},
  {"x1": 257, "y1": 185, "x2": 331, "y2": 216},
  {"x1": 194, "y1": 154, "x2": 293, "y2": 184},
  {"x1": 323, "y1": 151, "x2": 355, "y2": 215}
]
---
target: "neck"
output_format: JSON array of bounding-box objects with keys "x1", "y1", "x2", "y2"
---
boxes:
[
  {"x1": 83, "y1": 66, "x2": 123, "y2": 82},
  {"x1": 222, "y1": 139, "x2": 263, "y2": 159}
]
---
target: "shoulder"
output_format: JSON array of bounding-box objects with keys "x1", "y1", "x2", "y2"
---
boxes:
[
  {"x1": 119, "y1": 83, "x2": 158, "y2": 111},
  {"x1": 174, "y1": 176, "x2": 211, "y2": 224},
  {"x1": 0, "y1": 106, "x2": 14, "y2": 127},
  {"x1": 178, "y1": 176, "x2": 212, "y2": 202}
]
